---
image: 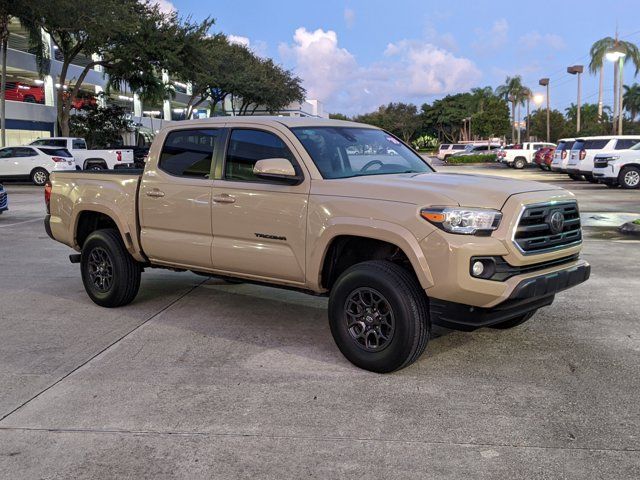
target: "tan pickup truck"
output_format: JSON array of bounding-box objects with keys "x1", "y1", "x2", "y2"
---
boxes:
[{"x1": 45, "y1": 117, "x2": 590, "y2": 372}]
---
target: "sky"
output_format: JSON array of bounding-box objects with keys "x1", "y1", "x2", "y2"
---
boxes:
[{"x1": 163, "y1": 0, "x2": 640, "y2": 116}]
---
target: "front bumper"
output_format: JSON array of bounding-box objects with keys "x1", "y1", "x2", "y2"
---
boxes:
[{"x1": 430, "y1": 262, "x2": 590, "y2": 330}]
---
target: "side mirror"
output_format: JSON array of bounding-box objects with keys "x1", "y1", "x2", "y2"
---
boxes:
[{"x1": 253, "y1": 158, "x2": 302, "y2": 185}]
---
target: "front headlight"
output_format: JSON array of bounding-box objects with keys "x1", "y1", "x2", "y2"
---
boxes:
[{"x1": 421, "y1": 207, "x2": 502, "y2": 235}]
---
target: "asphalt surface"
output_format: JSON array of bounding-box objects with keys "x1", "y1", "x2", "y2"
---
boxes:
[{"x1": 1, "y1": 166, "x2": 639, "y2": 479}]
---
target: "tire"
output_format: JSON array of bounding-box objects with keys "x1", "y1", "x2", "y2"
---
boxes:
[
  {"x1": 81, "y1": 228, "x2": 141, "y2": 307},
  {"x1": 31, "y1": 168, "x2": 49, "y2": 186},
  {"x1": 586, "y1": 176, "x2": 599, "y2": 184},
  {"x1": 568, "y1": 174, "x2": 583, "y2": 181},
  {"x1": 605, "y1": 183, "x2": 619, "y2": 189},
  {"x1": 513, "y1": 158, "x2": 526, "y2": 169},
  {"x1": 85, "y1": 163, "x2": 106, "y2": 171},
  {"x1": 489, "y1": 311, "x2": 536, "y2": 329},
  {"x1": 618, "y1": 166, "x2": 640, "y2": 189},
  {"x1": 328, "y1": 260, "x2": 430, "y2": 373}
]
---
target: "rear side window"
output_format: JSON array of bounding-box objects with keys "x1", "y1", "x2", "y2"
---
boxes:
[
  {"x1": 72, "y1": 139, "x2": 87, "y2": 149},
  {"x1": 614, "y1": 139, "x2": 640, "y2": 150},
  {"x1": 159, "y1": 129, "x2": 218, "y2": 178},
  {"x1": 440, "y1": 144, "x2": 450, "y2": 150},
  {"x1": 452, "y1": 144, "x2": 466, "y2": 150},
  {"x1": 14, "y1": 147, "x2": 37, "y2": 157},
  {"x1": 224, "y1": 129, "x2": 295, "y2": 182},
  {"x1": 38, "y1": 147, "x2": 72, "y2": 157},
  {"x1": 556, "y1": 141, "x2": 574, "y2": 151},
  {"x1": 576, "y1": 139, "x2": 609, "y2": 150}
]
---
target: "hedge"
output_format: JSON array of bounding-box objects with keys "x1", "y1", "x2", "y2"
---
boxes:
[{"x1": 446, "y1": 154, "x2": 497, "y2": 164}]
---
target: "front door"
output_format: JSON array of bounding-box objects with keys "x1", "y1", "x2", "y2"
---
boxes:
[
  {"x1": 139, "y1": 128, "x2": 220, "y2": 269},
  {"x1": 0, "y1": 148, "x2": 20, "y2": 176},
  {"x1": 211, "y1": 127, "x2": 309, "y2": 285}
]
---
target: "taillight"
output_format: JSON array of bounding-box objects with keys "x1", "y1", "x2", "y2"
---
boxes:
[
  {"x1": 52, "y1": 156, "x2": 65, "y2": 162},
  {"x1": 116, "y1": 151, "x2": 122, "y2": 162},
  {"x1": 579, "y1": 149, "x2": 586, "y2": 160},
  {"x1": 561, "y1": 150, "x2": 567, "y2": 160},
  {"x1": 44, "y1": 181, "x2": 52, "y2": 213}
]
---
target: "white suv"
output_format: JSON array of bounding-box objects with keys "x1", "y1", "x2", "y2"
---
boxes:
[
  {"x1": 592, "y1": 143, "x2": 640, "y2": 189},
  {"x1": 437, "y1": 143, "x2": 466, "y2": 161},
  {"x1": 0, "y1": 145, "x2": 76, "y2": 186},
  {"x1": 566, "y1": 136, "x2": 640, "y2": 182},
  {"x1": 550, "y1": 138, "x2": 575, "y2": 173}
]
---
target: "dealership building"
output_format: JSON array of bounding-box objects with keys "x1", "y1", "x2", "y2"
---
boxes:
[{"x1": 2, "y1": 19, "x2": 326, "y2": 147}]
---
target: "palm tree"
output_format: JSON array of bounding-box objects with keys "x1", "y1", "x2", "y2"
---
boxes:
[
  {"x1": 496, "y1": 76, "x2": 525, "y2": 143},
  {"x1": 623, "y1": 83, "x2": 640, "y2": 121},
  {"x1": 589, "y1": 36, "x2": 640, "y2": 123}
]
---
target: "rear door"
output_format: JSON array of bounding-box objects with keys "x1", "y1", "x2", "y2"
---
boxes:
[
  {"x1": 139, "y1": 128, "x2": 220, "y2": 269},
  {"x1": 13, "y1": 147, "x2": 41, "y2": 174},
  {"x1": 210, "y1": 125, "x2": 309, "y2": 285}
]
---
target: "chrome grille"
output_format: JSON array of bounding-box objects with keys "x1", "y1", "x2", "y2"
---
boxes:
[
  {"x1": 513, "y1": 201, "x2": 581, "y2": 254},
  {"x1": 0, "y1": 191, "x2": 7, "y2": 209}
]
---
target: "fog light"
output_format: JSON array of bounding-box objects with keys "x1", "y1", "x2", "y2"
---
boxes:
[{"x1": 472, "y1": 261, "x2": 485, "y2": 277}]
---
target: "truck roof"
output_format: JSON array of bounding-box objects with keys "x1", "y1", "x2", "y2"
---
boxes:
[{"x1": 160, "y1": 116, "x2": 377, "y2": 130}]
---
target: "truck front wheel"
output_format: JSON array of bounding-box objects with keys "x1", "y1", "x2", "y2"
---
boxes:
[
  {"x1": 328, "y1": 260, "x2": 430, "y2": 373},
  {"x1": 81, "y1": 228, "x2": 141, "y2": 307},
  {"x1": 619, "y1": 166, "x2": 640, "y2": 189}
]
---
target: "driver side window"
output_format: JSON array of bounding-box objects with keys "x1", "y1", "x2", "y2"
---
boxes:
[{"x1": 0, "y1": 148, "x2": 14, "y2": 159}]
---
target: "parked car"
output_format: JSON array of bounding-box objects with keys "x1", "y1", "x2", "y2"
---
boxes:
[
  {"x1": 566, "y1": 136, "x2": 640, "y2": 183},
  {"x1": 1, "y1": 81, "x2": 45, "y2": 104},
  {"x1": 29, "y1": 137, "x2": 134, "y2": 171},
  {"x1": 45, "y1": 116, "x2": 590, "y2": 373},
  {"x1": 437, "y1": 143, "x2": 466, "y2": 160},
  {"x1": 0, "y1": 146, "x2": 76, "y2": 186},
  {"x1": 550, "y1": 138, "x2": 575, "y2": 173},
  {"x1": 534, "y1": 147, "x2": 556, "y2": 171},
  {"x1": 592, "y1": 142, "x2": 640, "y2": 189},
  {"x1": 451, "y1": 145, "x2": 501, "y2": 157},
  {"x1": 497, "y1": 142, "x2": 556, "y2": 169},
  {"x1": 0, "y1": 183, "x2": 7, "y2": 214}
]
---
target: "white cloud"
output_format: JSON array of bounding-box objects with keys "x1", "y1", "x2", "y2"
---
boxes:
[
  {"x1": 279, "y1": 28, "x2": 481, "y2": 114},
  {"x1": 344, "y1": 7, "x2": 355, "y2": 28},
  {"x1": 519, "y1": 31, "x2": 566, "y2": 51},
  {"x1": 473, "y1": 19, "x2": 509, "y2": 54},
  {"x1": 228, "y1": 35, "x2": 268, "y2": 57},
  {"x1": 228, "y1": 35, "x2": 251, "y2": 47},
  {"x1": 150, "y1": 0, "x2": 176, "y2": 14}
]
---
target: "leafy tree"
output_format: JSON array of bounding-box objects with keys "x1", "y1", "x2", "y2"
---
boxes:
[
  {"x1": 0, "y1": 1, "x2": 41, "y2": 146},
  {"x1": 69, "y1": 103, "x2": 133, "y2": 148},
  {"x1": 473, "y1": 96, "x2": 510, "y2": 141},
  {"x1": 589, "y1": 37, "x2": 640, "y2": 120},
  {"x1": 355, "y1": 103, "x2": 420, "y2": 142},
  {"x1": 528, "y1": 109, "x2": 567, "y2": 142},
  {"x1": 623, "y1": 83, "x2": 640, "y2": 120},
  {"x1": 32, "y1": 0, "x2": 213, "y2": 136},
  {"x1": 564, "y1": 103, "x2": 611, "y2": 136},
  {"x1": 329, "y1": 113, "x2": 350, "y2": 120}
]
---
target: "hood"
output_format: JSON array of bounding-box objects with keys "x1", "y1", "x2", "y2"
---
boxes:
[{"x1": 312, "y1": 172, "x2": 562, "y2": 210}]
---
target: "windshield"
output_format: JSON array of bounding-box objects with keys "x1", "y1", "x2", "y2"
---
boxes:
[{"x1": 290, "y1": 127, "x2": 432, "y2": 179}]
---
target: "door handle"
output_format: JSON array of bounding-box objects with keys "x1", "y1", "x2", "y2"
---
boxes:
[
  {"x1": 212, "y1": 194, "x2": 236, "y2": 204},
  {"x1": 145, "y1": 189, "x2": 165, "y2": 198}
]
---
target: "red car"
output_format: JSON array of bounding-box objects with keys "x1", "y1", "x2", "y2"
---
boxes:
[
  {"x1": 1, "y1": 81, "x2": 45, "y2": 104},
  {"x1": 534, "y1": 146, "x2": 556, "y2": 171}
]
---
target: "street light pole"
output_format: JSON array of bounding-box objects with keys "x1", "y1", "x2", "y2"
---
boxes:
[
  {"x1": 567, "y1": 65, "x2": 584, "y2": 133},
  {"x1": 606, "y1": 37, "x2": 626, "y2": 135},
  {"x1": 539, "y1": 78, "x2": 550, "y2": 142},
  {"x1": 618, "y1": 56, "x2": 624, "y2": 134}
]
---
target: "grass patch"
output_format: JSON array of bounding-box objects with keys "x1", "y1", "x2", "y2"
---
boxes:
[
  {"x1": 446, "y1": 154, "x2": 497, "y2": 164},
  {"x1": 633, "y1": 219, "x2": 640, "y2": 225}
]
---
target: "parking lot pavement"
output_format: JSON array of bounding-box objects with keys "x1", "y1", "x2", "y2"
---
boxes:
[{"x1": 1, "y1": 180, "x2": 639, "y2": 479}]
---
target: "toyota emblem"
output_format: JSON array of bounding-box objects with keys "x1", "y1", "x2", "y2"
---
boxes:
[{"x1": 548, "y1": 210, "x2": 565, "y2": 235}]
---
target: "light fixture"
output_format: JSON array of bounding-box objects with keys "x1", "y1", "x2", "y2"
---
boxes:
[
  {"x1": 606, "y1": 48, "x2": 626, "y2": 62},
  {"x1": 533, "y1": 93, "x2": 544, "y2": 105}
]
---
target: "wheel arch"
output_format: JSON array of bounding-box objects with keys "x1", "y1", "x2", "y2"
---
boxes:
[
  {"x1": 309, "y1": 220, "x2": 434, "y2": 292},
  {"x1": 83, "y1": 158, "x2": 108, "y2": 170}
]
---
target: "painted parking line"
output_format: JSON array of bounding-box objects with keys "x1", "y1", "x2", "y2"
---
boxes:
[{"x1": 0, "y1": 218, "x2": 43, "y2": 228}]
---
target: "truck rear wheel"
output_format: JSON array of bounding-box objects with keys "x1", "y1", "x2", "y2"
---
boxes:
[
  {"x1": 513, "y1": 157, "x2": 526, "y2": 169},
  {"x1": 81, "y1": 228, "x2": 141, "y2": 307},
  {"x1": 328, "y1": 260, "x2": 430, "y2": 373}
]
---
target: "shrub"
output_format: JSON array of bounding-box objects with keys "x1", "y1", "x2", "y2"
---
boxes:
[{"x1": 446, "y1": 154, "x2": 497, "y2": 164}]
